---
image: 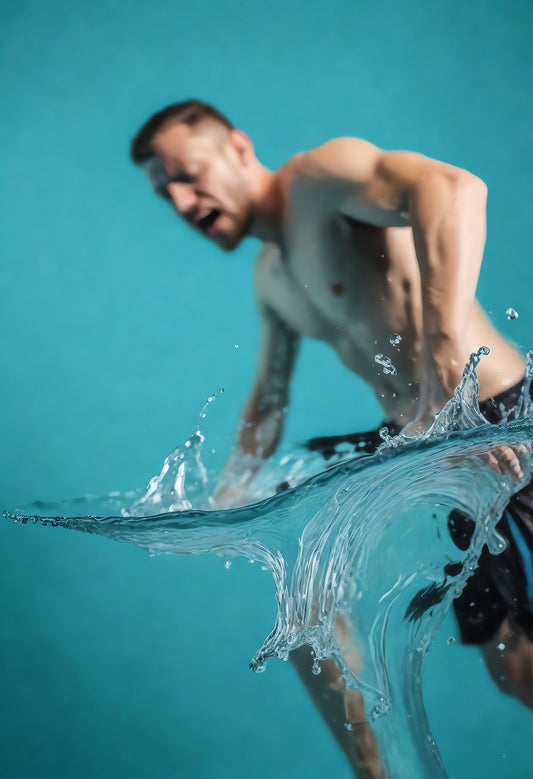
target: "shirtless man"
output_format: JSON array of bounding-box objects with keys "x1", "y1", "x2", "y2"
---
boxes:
[{"x1": 130, "y1": 100, "x2": 533, "y2": 775}]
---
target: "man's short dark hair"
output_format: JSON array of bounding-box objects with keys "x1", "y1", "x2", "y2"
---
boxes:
[{"x1": 130, "y1": 100, "x2": 234, "y2": 164}]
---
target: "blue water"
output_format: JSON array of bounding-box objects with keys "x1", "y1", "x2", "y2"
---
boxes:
[{"x1": 2, "y1": 1, "x2": 533, "y2": 777}]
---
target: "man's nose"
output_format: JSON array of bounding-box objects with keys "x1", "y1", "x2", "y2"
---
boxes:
[{"x1": 167, "y1": 182, "x2": 198, "y2": 217}]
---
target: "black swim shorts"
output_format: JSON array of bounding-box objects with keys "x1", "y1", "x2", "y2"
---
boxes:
[
  {"x1": 452, "y1": 378, "x2": 533, "y2": 644},
  {"x1": 306, "y1": 377, "x2": 533, "y2": 645}
]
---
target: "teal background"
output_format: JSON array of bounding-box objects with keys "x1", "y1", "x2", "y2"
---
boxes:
[{"x1": 1, "y1": 1, "x2": 532, "y2": 776}]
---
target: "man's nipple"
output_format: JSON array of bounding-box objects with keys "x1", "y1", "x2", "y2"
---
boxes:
[{"x1": 331, "y1": 283, "x2": 345, "y2": 296}]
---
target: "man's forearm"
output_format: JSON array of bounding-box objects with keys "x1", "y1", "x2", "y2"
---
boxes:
[
  {"x1": 237, "y1": 394, "x2": 287, "y2": 458},
  {"x1": 409, "y1": 171, "x2": 488, "y2": 394},
  {"x1": 214, "y1": 398, "x2": 287, "y2": 506}
]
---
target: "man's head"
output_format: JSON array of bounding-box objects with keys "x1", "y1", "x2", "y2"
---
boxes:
[{"x1": 131, "y1": 100, "x2": 257, "y2": 251}]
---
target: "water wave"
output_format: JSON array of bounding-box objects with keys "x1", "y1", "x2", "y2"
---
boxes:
[{"x1": 5, "y1": 350, "x2": 533, "y2": 778}]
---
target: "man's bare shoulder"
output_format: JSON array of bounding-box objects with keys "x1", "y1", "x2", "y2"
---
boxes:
[
  {"x1": 281, "y1": 137, "x2": 382, "y2": 187},
  {"x1": 282, "y1": 139, "x2": 470, "y2": 192}
]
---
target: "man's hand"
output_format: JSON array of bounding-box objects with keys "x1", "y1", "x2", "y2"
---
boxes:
[
  {"x1": 482, "y1": 444, "x2": 531, "y2": 482},
  {"x1": 211, "y1": 484, "x2": 248, "y2": 510}
]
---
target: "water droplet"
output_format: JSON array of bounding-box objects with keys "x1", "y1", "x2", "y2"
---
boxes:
[
  {"x1": 219, "y1": 388, "x2": 224, "y2": 394},
  {"x1": 344, "y1": 722, "x2": 354, "y2": 731},
  {"x1": 372, "y1": 698, "x2": 391, "y2": 720},
  {"x1": 311, "y1": 659, "x2": 322, "y2": 676},
  {"x1": 447, "y1": 636, "x2": 456, "y2": 645},
  {"x1": 250, "y1": 656, "x2": 266, "y2": 673},
  {"x1": 210, "y1": 448, "x2": 216, "y2": 454},
  {"x1": 207, "y1": 394, "x2": 215, "y2": 403},
  {"x1": 234, "y1": 344, "x2": 239, "y2": 349},
  {"x1": 497, "y1": 642, "x2": 506, "y2": 651},
  {"x1": 379, "y1": 426, "x2": 393, "y2": 444},
  {"x1": 505, "y1": 307, "x2": 519, "y2": 320},
  {"x1": 389, "y1": 333, "x2": 402, "y2": 346},
  {"x1": 225, "y1": 560, "x2": 232, "y2": 569},
  {"x1": 374, "y1": 354, "x2": 397, "y2": 376}
]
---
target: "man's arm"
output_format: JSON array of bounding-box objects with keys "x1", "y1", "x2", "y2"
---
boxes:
[
  {"x1": 215, "y1": 294, "x2": 299, "y2": 507},
  {"x1": 235, "y1": 303, "x2": 299, "y2": 459},
  {"x1": 296, "y1": 138, "x2": 488, "y2": 402}
]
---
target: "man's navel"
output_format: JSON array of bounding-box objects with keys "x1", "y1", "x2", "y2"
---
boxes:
[{"x1": 331, "y1": 283, "x2": 345, "y2": 296}]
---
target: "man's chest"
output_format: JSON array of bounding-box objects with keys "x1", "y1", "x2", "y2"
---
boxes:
[{"x1": 258, "y1": 214, "x2": 416, "y2": 342}]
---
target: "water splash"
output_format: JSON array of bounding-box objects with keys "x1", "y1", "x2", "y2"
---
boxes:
[
  {"x1": 124, "y1": 390, "x2": 224, "y2": 515},
  {"x1": 514, "y1": 351, "x2": 533, "y2": 420},
  {"x1": 394, "y1": 346, "x2": 491, "y2": 442},
  {"x1": 506, "y1": 307, "x2": 519, "y2": 320},
  {"x1": 4, "y1": 351, "x2": 533, "y2": 778}
]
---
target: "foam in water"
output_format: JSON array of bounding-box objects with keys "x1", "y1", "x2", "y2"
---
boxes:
[{"x1": 5, "y1": 350, "x2": 533, "y2": 778}]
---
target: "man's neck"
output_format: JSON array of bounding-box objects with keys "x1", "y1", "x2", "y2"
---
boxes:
[{"x1": 248, "y1": 165, "x2": 285, "y2": 245}]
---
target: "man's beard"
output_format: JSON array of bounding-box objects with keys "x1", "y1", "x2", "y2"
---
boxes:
[{"x1": 220, "y1": 208, "x2": 253, "y2": 251}]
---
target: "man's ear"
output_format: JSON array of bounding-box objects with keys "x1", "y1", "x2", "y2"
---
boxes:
[{"x1": 229, "y1": 129, "x2": 255, "y2": 167}]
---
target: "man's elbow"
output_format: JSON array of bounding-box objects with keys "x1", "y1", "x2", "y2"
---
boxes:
[
  {"x1": 410, "y1": 168, "x2": 487, "y2": 217},
  {"x1": 454, "y1": 170, "x2": 488, "y2": 204}
]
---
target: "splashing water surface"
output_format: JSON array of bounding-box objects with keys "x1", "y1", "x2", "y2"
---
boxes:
[{"x1": 5, "y1": 350, "x2": 533, "y2": 778}]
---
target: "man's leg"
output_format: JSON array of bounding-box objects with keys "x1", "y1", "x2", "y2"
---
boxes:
[
  {"x1": 449, "y1": 501, "x2": 533, "y2": 708},
  {"x1": 481, "y1": 616, "x2": 533, "y2": 709},
  {"x1": 290, "y1": 616, "x2": 387, "y2": 779}
]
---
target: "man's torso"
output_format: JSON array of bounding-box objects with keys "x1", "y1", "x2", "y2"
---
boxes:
[{"x1": 255, "y1": 164, "x2": 525, "y2": 423}]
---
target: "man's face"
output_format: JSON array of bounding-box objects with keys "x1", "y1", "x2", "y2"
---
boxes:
[{"x1": 146, "y1": 121, "x2": 253, "y2": 251}]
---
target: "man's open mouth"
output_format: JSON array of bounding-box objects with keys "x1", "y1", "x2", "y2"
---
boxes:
[{"x1": 197, "y1": 209, "x2": 221, "y2": 234}]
